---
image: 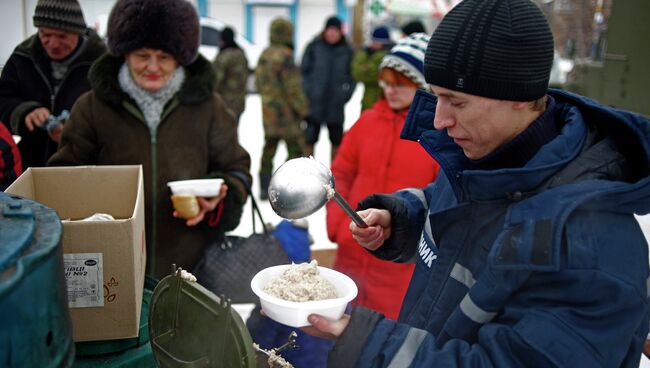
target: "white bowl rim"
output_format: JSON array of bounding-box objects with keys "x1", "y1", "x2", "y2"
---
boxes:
[
  {"x1": 251, "y1": 264, "x2": 358, "y2": 308},
  {"x1": 167, "y1": 178, "x2": 224, "y2": 187}
]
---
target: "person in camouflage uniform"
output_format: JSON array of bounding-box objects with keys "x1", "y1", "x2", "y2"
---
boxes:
[
  {"x1": 255, "y1": 18, "x2": 309, "y2": 199},
  {"x1": 351, "y1": 25, "x2": 393, "y2": 111},
  {"x1": 213, "y1": 26, "x2": 249, "y2": 120}
]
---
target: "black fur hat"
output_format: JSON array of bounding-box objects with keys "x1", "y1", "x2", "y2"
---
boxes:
[{"x1": 107, "y1": 0, "x2": 199, "y2": 66}]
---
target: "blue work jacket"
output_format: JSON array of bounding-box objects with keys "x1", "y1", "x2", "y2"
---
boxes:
[{"x1": 329, "y1": 89, "x2": 650, "y2": 367}]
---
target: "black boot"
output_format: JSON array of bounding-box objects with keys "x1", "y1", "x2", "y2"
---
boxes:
[{"x1": 259, "y1": 173, "x2": 271, "y2": 200}]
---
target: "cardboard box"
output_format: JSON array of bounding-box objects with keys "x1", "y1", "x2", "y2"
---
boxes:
[{"x1": 5, "y1": 165, "x2": 146, "y2": 342}]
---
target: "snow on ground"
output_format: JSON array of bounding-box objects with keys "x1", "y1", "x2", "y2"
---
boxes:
[{"x1": 232, "y1": 85, "x2": 363, "y2": 250}]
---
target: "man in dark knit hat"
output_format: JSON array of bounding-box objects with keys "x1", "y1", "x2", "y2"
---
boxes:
[
  {"x1": 0, "y1": 0, "x2": 105, "y2": 168},
  {"x1": 298, "y1": 0, "x2": 650, "y2": 366}
]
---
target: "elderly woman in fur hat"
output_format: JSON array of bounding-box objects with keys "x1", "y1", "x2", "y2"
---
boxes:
[{"x1": 49, "y1": 0, "x2": 252, "y2": 279}]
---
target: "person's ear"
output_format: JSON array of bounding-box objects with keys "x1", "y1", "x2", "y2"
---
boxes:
[{"x1": 512, "y1": 101, "x2": 529, "y2": 111}]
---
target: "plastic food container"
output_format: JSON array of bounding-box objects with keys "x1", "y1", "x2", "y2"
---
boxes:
[
  {"x1": 251, "y1": 264, "x2": 357, "y2": 327},
  {"x1": 167, "y1": 178, "x2": 224, "y2": 197}
]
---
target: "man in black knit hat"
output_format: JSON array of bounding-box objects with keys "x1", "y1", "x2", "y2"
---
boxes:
[
  {"x1": 298, "y1": 0, "x2": 650, "y2": 366},
  {"x1": 0, "y1": 0, "x2": 105, "y2": 169}
]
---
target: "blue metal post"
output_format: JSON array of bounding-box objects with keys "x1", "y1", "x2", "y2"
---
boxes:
[
  {"x1": 336, "y1": 0, "x2": 349, "y2": 29},
  {"x1": 197, "y1": 0, "x2": 208, "y2": 17},
  {"x1": 245, "y1": 4, "x2": 254, "y2": 42},
  {"x1": 290, "y1": 3, "x2": 298, "y2": 43}
]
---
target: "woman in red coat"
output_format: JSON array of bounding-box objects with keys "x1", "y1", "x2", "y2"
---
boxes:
[{"x1": 326, "y1": 33, "x2": 438, "y2": 319}]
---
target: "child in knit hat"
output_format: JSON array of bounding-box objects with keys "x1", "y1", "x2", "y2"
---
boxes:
[{"x1": 377, "y1": 32, "x2": 430, "y2": 106}]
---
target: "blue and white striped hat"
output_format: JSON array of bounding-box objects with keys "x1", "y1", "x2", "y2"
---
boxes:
[{"x1": 379, "y1": 32, "x2": 430, "y2": 89}]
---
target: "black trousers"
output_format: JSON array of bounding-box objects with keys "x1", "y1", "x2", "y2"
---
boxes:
[{"x1": 303, "y1": 116, "x2": 343, "y2": 146}]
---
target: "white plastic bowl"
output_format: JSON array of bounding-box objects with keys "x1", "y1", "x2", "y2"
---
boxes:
[
  {"x1": 167, "y1": 178, "x2": 224, "y2": 197},
  {"x1": 251, "y1": 264, "x2": 358, "y2": 327}
]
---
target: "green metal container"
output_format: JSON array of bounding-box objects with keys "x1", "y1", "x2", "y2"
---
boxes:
[
  {"x1": 566, "y1": 0, "x2": 650, "y2": 117},
  {"x1": 148, "y1": 268, "x2": 256, "y2": 367},
  {"x1": 0, "y1": 192, "x2": 74, "y2": 367}
]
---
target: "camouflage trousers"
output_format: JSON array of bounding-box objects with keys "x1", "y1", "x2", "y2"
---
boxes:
[{"x1": 259, "y1": 129, "x2": 305, "y2": 176}]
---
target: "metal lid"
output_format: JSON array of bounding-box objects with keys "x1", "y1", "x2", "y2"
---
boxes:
[
  {"x1": 0, "y1": 193, "x2": 61, "y2": 290},
  {"x1": 0, "y1": 194, "x2": 61, "y2": 295},
  {"x1": 148, "y1": 267, "x2": 256, "y2": 367}
]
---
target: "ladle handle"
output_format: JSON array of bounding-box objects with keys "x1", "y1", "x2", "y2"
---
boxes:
[{"x1": 333, "y1": 192, "x2": 368, "y2": 228}]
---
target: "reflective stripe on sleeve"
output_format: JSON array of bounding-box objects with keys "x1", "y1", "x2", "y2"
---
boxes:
[
  {"x1": 401, "y1": 187, "x2": 427, "y2": 208},
  {"x1": 387, "y1": 328, "x2": 428, "y2": 368},
  {"x1": 450, "y1": 263, "x2": 476, "y2": 289},
  {"x1": 460, "y1": 294, "x2": 497, "y2": 324}
]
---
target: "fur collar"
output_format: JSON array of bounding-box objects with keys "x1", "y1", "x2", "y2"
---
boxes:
[{"x1": 88, "y1": 53, "x2": 215, "y2": 108}]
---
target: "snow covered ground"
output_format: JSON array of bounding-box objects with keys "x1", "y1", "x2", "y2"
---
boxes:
[
  {"x1": 232, "y1": 87, "x2": 650, "y2": 367},
  {"x1": 231, "y1": 86, "x2": 363, "y2": 250}
]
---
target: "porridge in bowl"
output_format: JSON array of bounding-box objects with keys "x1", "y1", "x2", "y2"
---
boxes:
[{"x1": 263, "y1": 260, "x2": 337, "y2": 302}]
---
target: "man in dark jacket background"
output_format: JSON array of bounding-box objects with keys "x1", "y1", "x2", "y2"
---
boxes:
[
  {"x1": 0, "y1": 0, "x2": 106, "y2": 168},
  {"x1": 300, "y1": 16, "x2": 355, "y2": 161}
]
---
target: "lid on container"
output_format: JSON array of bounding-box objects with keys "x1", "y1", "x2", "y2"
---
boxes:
[
  {"x1": 0, "y1": 193, "x2": 59, "y2": 276},
  {"x1": 149, "y1": 266, "x2": 256, "y2": 368}
]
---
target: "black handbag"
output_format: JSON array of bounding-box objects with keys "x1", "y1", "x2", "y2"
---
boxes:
[{"x1": 193, "y1": 189, "x2": 290, "y2": 303}]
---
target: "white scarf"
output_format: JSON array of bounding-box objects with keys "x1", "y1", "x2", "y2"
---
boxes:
[{"x1": 118, "y1": 63, "x2": 185, "y2": 131}]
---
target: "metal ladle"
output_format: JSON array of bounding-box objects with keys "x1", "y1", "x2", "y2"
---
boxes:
[{"x1": 267, "y1": 157, "x2": 368, "y2": 228}]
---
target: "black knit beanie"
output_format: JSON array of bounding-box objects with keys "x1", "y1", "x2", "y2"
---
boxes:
[
  {"x1": 424, "y1": 0, "x2": 554, "y2": 101},
  {"x1": 33, "y1": 0, "x2": 87, "y2": 34},
  {"x1": 221, "y1": 27, "x2": 235, "y2": 45},
  {"x1": 325, "y1": 16, "x2": 342, "y2": 30},
  {"x1": 107, "y1": 0, "x2": 200, "y2": 66},
  {"x1": 402, "y1": 20, "x2": 426, "y2": 36}
]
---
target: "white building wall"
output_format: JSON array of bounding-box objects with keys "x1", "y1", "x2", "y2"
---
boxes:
[
  {"x1": 206, "y1": 0, "x2": 339, "y2": 65},
  {"x1": 295, "y1": 2, "x2": 338, "y2": 63},
  {"x1": 208, "y1": 0, "x2": 245, "y2": 36},
  {"x1": 0, "y1": 0, "x2": 30, "y2": 66},
  {"x1": 0, "y1": 0, "x2": 340, "y2": 68}
]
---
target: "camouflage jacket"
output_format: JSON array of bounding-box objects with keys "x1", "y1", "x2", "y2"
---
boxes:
[
  {"x1": 213, "y1": 47, "x2": 249, "y2": 117},
  {"x1": 351, "y1": 48, "x2": 388, "y2": 111},
  {"x1": 255, "y1": 19, "x2": 309, "y2": 137}
]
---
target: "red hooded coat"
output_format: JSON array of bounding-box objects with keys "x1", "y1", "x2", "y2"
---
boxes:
[{"x1": 326, "y1": 98, "x2": 439, "y2": 319}]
